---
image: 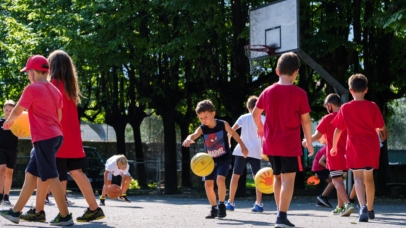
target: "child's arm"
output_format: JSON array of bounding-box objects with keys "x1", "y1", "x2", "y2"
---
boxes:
[
  {"x1": 58, "y1": 108, "x2": 62, "y2": 122},
  {"x1": 182, "y1": 127, "x2": 202, "y2": 147},
  {"x1": 225, "y1": 122, "x2": 248, "y2": 158},
  {"x1": 227, "y1": 124, "x2": 240, "y2": 147},
  {"x1": 318, "y1": 155, "x2": 327, "y2": 168},
  {"x1": 302, "y1": 130, "x2": 323, "y2": 147},
  {"x1": 377, "y1": 125, "x2": 388, "y2": 141},
  {"x1": 301, "y1": 113, "x2": 314, "y2": 156},
  {"x1": 330, "y1": 128, "x2": 342, "y2": 156},
  {"x1": 252, "y1": 107, "x2": 264, "y2": 138},
  {"x1": 3, "y1": 104, "x2": 25, "y2": 130}
]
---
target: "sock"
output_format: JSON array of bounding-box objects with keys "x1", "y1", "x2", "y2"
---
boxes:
[
  {"x1": 4, "y1": 194, "x2": 9, "y2": 201},
  {"x1": 212, "y1": 205, "x2": 217, "y2": 209},
  {"x1": 219, "y1": 201, "x2": 224, "y2": 205},
  {"x1": 100, "y1": 196, "x2": 106, "y2": 200},
  {"x1": 277, "y1": 211, "x2": 287, "y2": 219},
  {"x1": 0, "y1": 194, "x2": 3, "y2": 201},
  {"x1": 121, "y1": 193, "x2": 126, "y2": 196},
  {"x1": 46, "y1": 193, "x2": 50, "y2": 200}
]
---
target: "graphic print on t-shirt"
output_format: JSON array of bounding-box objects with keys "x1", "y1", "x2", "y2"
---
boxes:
[{"x1": 204, "y1": 131, "x2": 227, "y2": 158}]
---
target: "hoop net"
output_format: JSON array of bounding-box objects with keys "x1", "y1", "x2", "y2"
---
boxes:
[{"x1": 244, "y1": 45, "x2": 275, "y2": 75}]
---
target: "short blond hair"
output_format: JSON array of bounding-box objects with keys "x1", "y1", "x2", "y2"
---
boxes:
[
  {"x1": 4, "y1": 100, "x2": 16, "y2": 108},
  {"x1": 116, "y1": 155, "x2": 128, "y2": 166}
]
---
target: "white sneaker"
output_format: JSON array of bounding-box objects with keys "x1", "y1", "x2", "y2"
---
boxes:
[
  {"x1": 2, "y1": 200, "x2": 12, "y2": 206},
  {"x1": 45, "y1": 198, "x2": 55, "y2": 206},
  {"x1": 66, "y1": 199, "x2": 75, "y2": 206}
]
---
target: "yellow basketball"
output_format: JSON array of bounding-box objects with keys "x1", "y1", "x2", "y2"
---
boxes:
[
  {"x1": 10, "y1": 111, "x2": 30, "y2": 138},
  {"x1": 190, "y1": 153, "x2": 214, "y2": 177},
  {"x1": 254, "y1": 167, "x2": 274, "y2": 194}
]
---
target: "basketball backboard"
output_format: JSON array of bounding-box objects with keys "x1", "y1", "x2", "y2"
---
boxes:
[{"x1": 249, "y1": 0, "x2": 299, "y2": 59}]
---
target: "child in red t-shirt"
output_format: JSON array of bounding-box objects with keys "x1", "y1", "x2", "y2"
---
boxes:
[
  {"x1": 331, "y1": 74, "x2": 387, "y2": 222},
  {"x1": 311, "y1": 145, "x2": 334, "y2": 208},
  {"x1": 253, "y1": 52, "x2": 313, "y2": 227},
  {"x1": 303, "y1": 93, "x2": 355, "y2": 216}
]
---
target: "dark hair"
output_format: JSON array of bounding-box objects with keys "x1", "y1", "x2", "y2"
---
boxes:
[
  {"x1": 348, "y1": 74, "x2": 368, "y2": 92},
  {"x1": 324, "y1": 93, "x2": 342, "y2": 107},
  {"x1": 195, "y1": 99, "x2": 215, "y2": 114},
  {"x1": 48, "y1": 50, "x2": 81, "y2": 104},
  {"x1": 277, "y1": 52, "x2": 300, "y2": 76},
  {"x1": 247, "y1": 96, "x2": 258, "y2": 110}
]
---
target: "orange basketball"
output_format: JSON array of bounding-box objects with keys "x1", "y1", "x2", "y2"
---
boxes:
[
  {"x1": 10, "y1": 111, "x2": 30, "y2": 138},
  {"x1": 106, "y1": 184, "x2": 122, "y2": 199},
  {"x1": 307, "y1": 175, "x2": 320, "y2": 185}
]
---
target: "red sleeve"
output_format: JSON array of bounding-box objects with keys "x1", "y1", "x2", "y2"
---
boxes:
[
  {"x1": 331, "y1": 107, "x2": 347, "y2": 131},
  {"x1": 316, "y1": 115, "x2": 329, "y2": 134}
]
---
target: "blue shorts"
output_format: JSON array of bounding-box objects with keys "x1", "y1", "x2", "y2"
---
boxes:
[
  {"x1": 26, "y1": 136, "x2": 63, "y2": 181},
  {"x1": 203, "y1": 158, "x2": 231, "y2": 181},
  {"x1": 232, "y1": 156, "x2": 261, "y2": 176}
]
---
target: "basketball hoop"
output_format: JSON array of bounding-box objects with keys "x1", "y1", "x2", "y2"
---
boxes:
[{"x1": 244, "y1": 45, "x2": 275, "y2": 75}]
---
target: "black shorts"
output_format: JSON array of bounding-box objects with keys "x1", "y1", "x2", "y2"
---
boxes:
[
  {"x1": 0, "y1": 148, "x2": 18, "y2": 169},
  {"x1": 314, "y1": 169, "x2": 330, "y2": 181},
  {"x1": 268, "y1": 156, "x2": 303, "y2": 175},
  {"x1": 232, "y1": 156, "x2": 261, "y2": 176},
  {"x1": 56, "y1": 157, "x2": 88, "y2": 181}
]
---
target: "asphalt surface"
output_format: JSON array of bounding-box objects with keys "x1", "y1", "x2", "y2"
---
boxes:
[{"x1": 0, "y1": 192, "x2": 405, "y2": 227}]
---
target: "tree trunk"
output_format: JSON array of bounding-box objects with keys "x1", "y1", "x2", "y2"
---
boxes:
[
  {"x1": 130, "y1": 121, "x2": 148, "y2": 188},
  {"x1": 162, "y1": 111, "x2": 178, "y2": 194}
]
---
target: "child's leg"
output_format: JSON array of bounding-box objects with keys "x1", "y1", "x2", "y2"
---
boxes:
[
  {"x1": 70, "y1": 169, "x2": 99, "y2": 210},
  {"x1": 205, "y1": 180, "x2": 216, "y2": 206},
  {"x1": 13, "y1": 172, "x2": 38, "y2": 212},
  {"x1": 216, "y1": 175, "x2": 226, "y2": 202},
  {"x1": 278, "y1": 172, "x2": 296, "y2": 212},
  {"x1": 255, "y1": 188, "x2": 263, "y2": 205},
  {"x1": 363, "y1": 170, "x2": 375, "y2": 211},
  {"x1": 0, "y1": 164, "x2": 6, "y2": 199},
  {"x1": 47, "y1": 177, "x2": 69, "y2": 216},
  {"x1": 4, "y1": 167, "x2": 14, "y2": 196},
  {"x1": 273, "y1": 175, "x2": 282, "y2": 208},
  {"x1": 228, "y1": 174, "x2": 240, "y2": 203},
  {"x1": 349, "y1": 185, "x2": 357, "y2": 200},
  {"x1": 322, "y1": 177, "x2": 335, "y2": 197},
  {"x1": 337, "y1": 191, "x2": 344, "y2": 208},
  {"x1": 332, "y1": 176, "x2": 350, "y2": 204},
  {"x1": 35, "y1": 178, "x2": 48, "y2": 212},
  {"x1": 352, "y1": 170, "x2": 366, "y2": 206}
]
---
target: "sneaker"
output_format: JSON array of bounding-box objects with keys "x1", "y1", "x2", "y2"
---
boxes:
[
  {"x1": 317, "y1": 195, "x2": 332, "y2": 208},
  {"x1": 218, "y1": 203, "x2": 227, "y2": 218},
  {"x1": 20, "y1": 208, "x2": 46, "y2": 222},
  {"x1": 331, "y1": 206, "x2": 344, "y2": 215},
  {"x1": 251, "y1": 203, "x2": 264, "y2": 212},
  {"x1": 275, "y1": 217, "x2": 295, "y2": 227},
  {"x1": 368, "y1": 210, "x2": 375, "y2": 219},
  {"x1": 118, "y1": 194, "x2": 131, "y2": 203},
  {"x1": 49, "y1": 213, "x2": 74, "y2": 226},
  {"x1": 76, "y1": 207, "x2": 105, "y2": 222},
  {"x1": 66, "y1": 199, "x2": 75, "y2": 206},
  {"x1": 45, "y1": 198, "x2": 55, "y2": 206},
  {"x1": 225, "y1": 200, "x2": 235, "y2": 211},
  {"x1": 205, "y1": 208, "x2": 218, "y2": 219},
  {"x1": 2, "y1": 200, "x2": 12, "y2": 206},
  {"x1": 340, "y1": 203, "x2": 355, "y2": 217},
  {"x1": 316, "y1": 202, "x2": 327, "y2": 207},
  {"x1": 0, "y1": 208, "x2": 22, "y2": 224},
  {"x1": 99, "y1": 200, "x2": 105, "y2": 206},
  {"x1": 359, "y1": 205, "x2": 368, "y2": 222}
]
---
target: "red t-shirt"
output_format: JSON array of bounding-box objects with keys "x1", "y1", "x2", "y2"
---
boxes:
[
  {"x1": 316, "y1": 112, "x2": 347, "y2": 170},
  {"x1": 331, "y1": 100, "x2": 385, "y2": 169},
  {"x1": 18, "y1": 82, "x2": 63, "y2": 143},
  {"x1": 312, "y1": 146, "x2": 326, "y2": 172},
  {"x1": 51, "y1": 80, "x2": 85, "y2": 158},
  {"x1": 256, "y1": 84, "x2": 311, "y2": 156}
]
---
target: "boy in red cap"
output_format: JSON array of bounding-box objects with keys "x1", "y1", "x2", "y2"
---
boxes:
[{"x1": 0, "y1": 55, "x2": 73, "y2": 226}]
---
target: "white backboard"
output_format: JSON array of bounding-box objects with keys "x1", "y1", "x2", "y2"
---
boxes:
[{"x1": 249, "y1": 0, "x2": 299, "y2": 58}]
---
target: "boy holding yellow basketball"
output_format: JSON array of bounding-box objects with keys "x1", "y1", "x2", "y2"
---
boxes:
[
  {"x1": 182, "y1": 99, "x2": 248, "y2": 219},
  {"x1": 0, "y1": 100, "x2": 19, "y2": 206},
  {"x1": 252, "y1": 52, "x2": 313, "y2": 228}
]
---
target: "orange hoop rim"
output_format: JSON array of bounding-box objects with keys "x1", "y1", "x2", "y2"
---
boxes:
[{"x1": 244, "y1": 45, "x2": 275, "y2": 56}]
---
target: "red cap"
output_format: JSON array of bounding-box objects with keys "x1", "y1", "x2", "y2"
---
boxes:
[{"x1": 20, "y1": 55, "x2": 49, "y2": 73}]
